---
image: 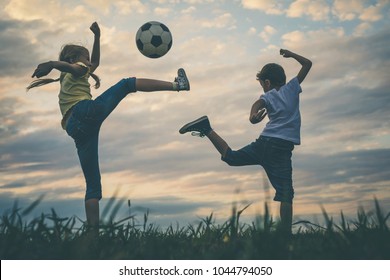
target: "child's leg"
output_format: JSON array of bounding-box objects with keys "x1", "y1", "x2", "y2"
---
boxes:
[
  {"x1": 179, "y1": 116, "x2": 261, "y2": 165},
  {"x1": 179, "y1": 116, "x2": 229, "y2": 157},
  {"x1": 94, "y1": 69, "x2": 189, "y2": 122},
  {"x1": 136, "y1": 68, "x2": 189, "y2": 92},
  {"x1": 262, "y1": 137, "x2": 294, "y2": 235},
  {"x1": 280, "y1": 201, "x2": 293, "y2": 234},
  {"x1": 85, "y1": 198, "x2": 99, "y2": 227},
  {"x1": 136, "y1": 78, "x2": 176, "y2": 92},
  {"x1": 206, "y1": 130, "x2": 230, "y2": 158},
  {"x1": 78, "y1": 133, "x2": 102, "y2": 230},
  {"x1": 67, "y1": 105, "x2": 102, "y2": 229}
]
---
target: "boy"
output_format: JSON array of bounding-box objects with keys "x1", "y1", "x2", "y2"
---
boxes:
[{"x1": 179, "y1": 49, "x2": 312, "y2": 234}]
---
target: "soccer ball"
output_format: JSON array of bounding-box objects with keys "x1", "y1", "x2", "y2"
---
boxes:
[{"x1": 135, "y1": 21, "x2": 173, "y2": 58}]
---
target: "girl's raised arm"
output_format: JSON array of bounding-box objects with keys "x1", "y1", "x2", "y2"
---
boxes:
[
  {"x1": 89, "y1": 22, "x2": 100, "y2": 73},
  {"x1": 32, "y1": 61, "x2": 87, "y2": 79}
]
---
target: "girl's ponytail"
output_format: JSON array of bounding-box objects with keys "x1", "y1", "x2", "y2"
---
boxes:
[
  {"x1": 90, "y1": 72, "x2": 100, "y2": 89},
  {"x1": 27, "y1": 78, "x2": 60, "y2": 91}
]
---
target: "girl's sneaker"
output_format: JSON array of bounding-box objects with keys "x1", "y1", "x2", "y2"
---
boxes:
[
  {"x1": 179, "y1": 116, "x2": 212, "y2": 137},
  {"x1": 175, "y1": 68, "x2": 190, "y2": 91}
]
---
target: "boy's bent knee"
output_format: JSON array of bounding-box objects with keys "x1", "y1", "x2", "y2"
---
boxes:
[
  {"x1": 221, "y1": 148, "x2": 258, "y2": 166},
  {"x1": 221, "y1": 148, "x2": 238, "y2": 166}
]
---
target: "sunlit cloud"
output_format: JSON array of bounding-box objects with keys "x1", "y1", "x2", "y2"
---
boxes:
[
  {"x1": 287, "y1": 0, "x2": 330, "y2": 21},
  {"x1": 241, "y1": 0, "x2": 285, "y2": 15}
]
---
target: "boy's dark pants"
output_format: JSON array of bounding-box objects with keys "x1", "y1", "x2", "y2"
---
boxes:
[{"x1": 222, "y1": 136, "x2": 294, "y2": 204}]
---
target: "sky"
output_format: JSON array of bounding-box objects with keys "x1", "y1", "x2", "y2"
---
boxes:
[{"x1": 1, "y1": 0, "x2": 390, "y2": 229}]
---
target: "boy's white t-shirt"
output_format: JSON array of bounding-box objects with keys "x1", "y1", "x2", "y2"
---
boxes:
[{"x1": 260, "y1": 77, "x2": 302, "y2": 145}]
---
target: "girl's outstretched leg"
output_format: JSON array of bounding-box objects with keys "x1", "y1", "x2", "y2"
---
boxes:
[
  {"x1": 136, "y1": 78, "x2": 176, "y2": 91},
  {"x1": 93, "y1": 68, "x2": 189, "y2": 122},
  {"x1": 85, "y1": 198, "x2": 99, "y2": 227},
  {"x1": 136, "y1": 68, "x2": 190, "y2": 92}
]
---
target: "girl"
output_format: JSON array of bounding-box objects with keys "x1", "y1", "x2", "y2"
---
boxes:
[{"x1": 27, "y1": 22, "x2": 190, "y2": 229}]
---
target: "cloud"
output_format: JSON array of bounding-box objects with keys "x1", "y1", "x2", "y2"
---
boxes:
[
  {"x1": 293, "y1": 148, "x2": 390, "y2": 217},
  {"x1": 287, "y1": 0, "x2": 330, "y2": 21},
  {"x1": 242, "y1": 0, "x2": 390, "y2": 24},
  {"x1": 81, "y1": 0, "x2": 150, "y2": 16},
  {"x1": 4, "y1": 0, "x2": 94, "y2": 31},
  {"x1": 0, "y1": 19, "x2": 41, "y2": 77},
  {"x1": 184, "y1": 0, "x2": 217, "y2": 4},
  {"x1": 332, "y1": 0, "x2": 389, "y2": 22},
  {"x1": 241, "y1": 0, "x2": 285, "y2": 15},
  {"x1": 0, "y1": 97, "x2": 23, "y2": 139},
  {"x1": 353, "y1": 22, "x2": 372, "y2": 36},
  {"x1": 359, "y1": 3, "x2": 384, "y2": 22},
  {"x1": 259, "y1": 25, "x2": 277, "y2": 42},
  {"x1": 154, "y1": 7, "x2": 172, "y2": 16},
  {"x1": 281, "y1": 27, "x2": 390, "y2": 85},
  {"x1": 332, "y1": 0, "x2": 365, "y2": 21},
  {"x1": 295, "y1": 149, "x2": 390, "y2": 187},
  {"x1": 181, "y1": 6, "x2": 196, "y2": 14},
  {"x1": 200, "y1": 12, "x2": 236, "y2": 29}
]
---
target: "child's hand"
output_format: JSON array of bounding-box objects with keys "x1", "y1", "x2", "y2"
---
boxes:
[
  {"x1": 32, "y1": 62, "x2": 53, "y2": 78},
  {"x1": 250, "y1": 108, "x2": 267, "y2": 124},
  {"x1": 90, "y1": 22, "x2": 100, "y2": 37},
  {"x1": 280, "y1": 49, "x2": 294, "y2": 58}
]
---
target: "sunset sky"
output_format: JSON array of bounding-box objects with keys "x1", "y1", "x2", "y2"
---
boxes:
[{"x1": 1, "y1": 0, "x2": 389, "y2": 228}]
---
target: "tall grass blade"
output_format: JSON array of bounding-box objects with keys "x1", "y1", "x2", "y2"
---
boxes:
[
  {"x1": 321, "y1": 205, "x2": 333, "y2": 231},
  {"x1": 101, "y1": 190, "x2": 119, "y2": 220},
  {"x1": 143, "y1": 209, "x2": 149, "y2": 231},
  {"x1": 339, "y1": 210, "x2": 349, "y2": 232},
  {"x1": 109, "y1": 198, "x2": 125, "y2": 222},
  {"x1": 374, "y1": 197, "x2": 388, "y2": 230},
  {"x1": 21, "y1": 195, "x2": 45, "y2": 216},
  {"x1": 263, "y1": 202, "x2": 273, "y2": 233}
]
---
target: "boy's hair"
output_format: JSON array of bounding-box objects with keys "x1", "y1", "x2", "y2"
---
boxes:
[
  {"x1": 256, "y1": 63, "x2": 286, "y2": 86},
  {"x1": 27, "y1": 44, "x2": 100, "y2": 91}
]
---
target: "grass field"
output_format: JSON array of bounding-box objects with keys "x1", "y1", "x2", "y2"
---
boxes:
[{"x1": 1, "y1": 197, "x2": 389, "y2": 260}]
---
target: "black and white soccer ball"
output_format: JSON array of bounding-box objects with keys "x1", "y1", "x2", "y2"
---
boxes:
[{"x1": 135, "y1": 21, "x2": 173, "y2": 58}]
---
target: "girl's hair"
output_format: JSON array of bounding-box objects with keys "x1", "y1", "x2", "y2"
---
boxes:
[
  {"x1": 256, "y1": 63, "x2": 286, "y2": 86},
  {"x1": 27, "y1": 44, "x2": 100, "y2": 91}
]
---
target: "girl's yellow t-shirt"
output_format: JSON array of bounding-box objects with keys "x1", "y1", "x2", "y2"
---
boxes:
[{"x1": 58, "y1": 62, "x2": 92, "y2": 129}]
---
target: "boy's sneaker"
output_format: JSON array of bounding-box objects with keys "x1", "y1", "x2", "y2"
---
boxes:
[
  {"x1": 175, "y1": 68, "x2": 190, "y2": 91},
  {"x1": 179, "y1": 116, "x2": 212, "y2": 137}
]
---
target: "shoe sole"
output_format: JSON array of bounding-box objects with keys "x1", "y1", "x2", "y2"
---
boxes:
[
  {"x1": 178, "y1": 68, "x2": 190, "y2": 91},
  {"x1": 179, "y1": 115, "x2": 208, "y2": 134}
]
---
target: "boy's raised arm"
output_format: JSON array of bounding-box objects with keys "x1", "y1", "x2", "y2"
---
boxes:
[
  {"x1": 249, "y1": 99, "x2": 267, "y2": 124},
  {"x1": 280, "y1": 49, "x2": 312, "y2": 84}
]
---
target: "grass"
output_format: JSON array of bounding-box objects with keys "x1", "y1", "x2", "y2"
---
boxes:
[{"x1": 0, "y1": 197, "x2": 389, "y2": 260}]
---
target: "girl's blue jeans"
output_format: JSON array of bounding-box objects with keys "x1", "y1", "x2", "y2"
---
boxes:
[{"x1": 65, "y1": 78, "x2": 137, "y2": 201}]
